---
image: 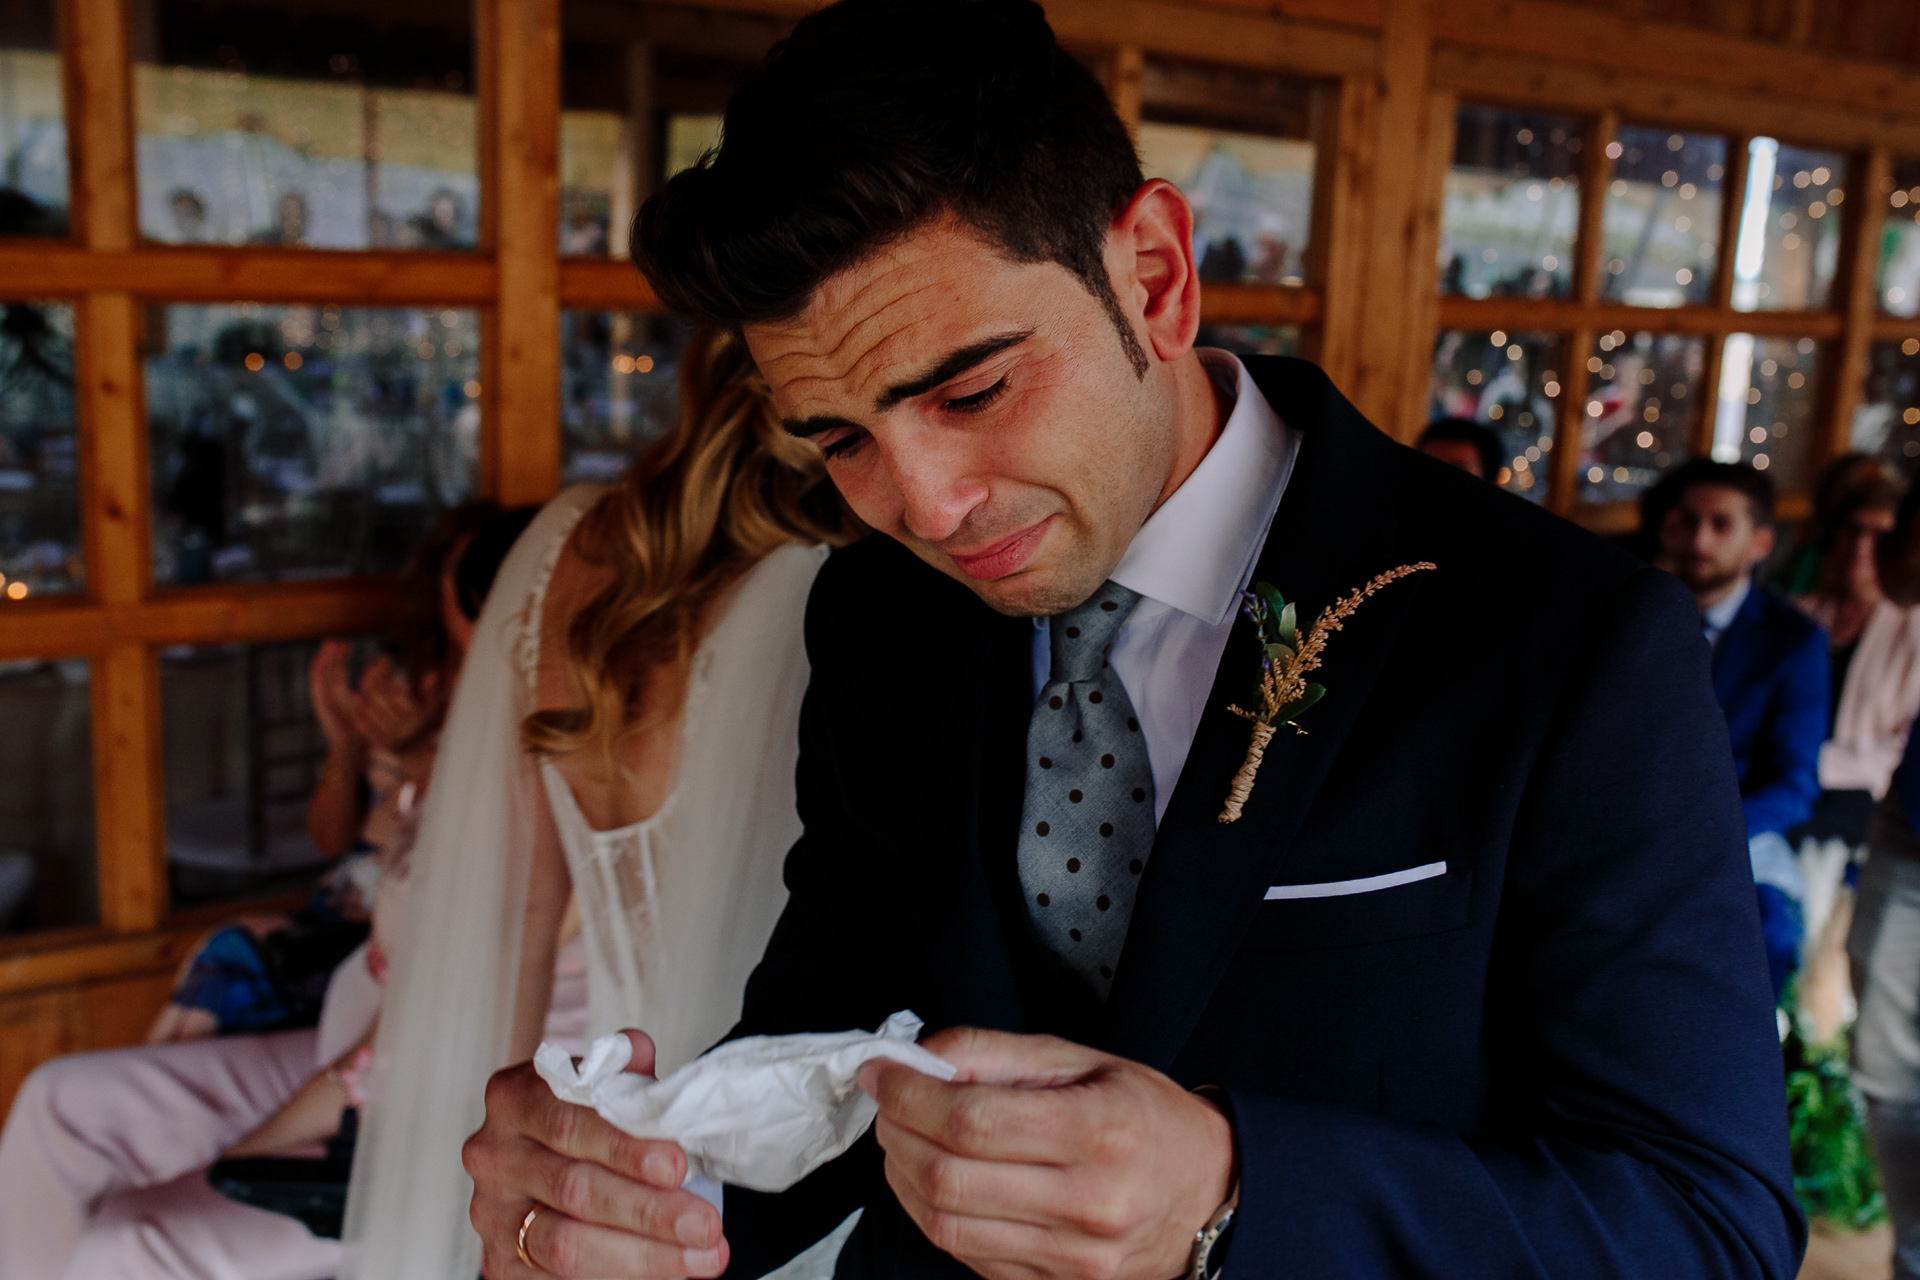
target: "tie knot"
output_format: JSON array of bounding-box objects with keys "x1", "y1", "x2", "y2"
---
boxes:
[{"x1": 1048, "y1": 583, "x2": 1141, "y2": 682}]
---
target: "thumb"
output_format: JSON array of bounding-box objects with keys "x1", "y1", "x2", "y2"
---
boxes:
[{"x1": 618, "y1": 1028, "x2": 659, "y2": 1078}]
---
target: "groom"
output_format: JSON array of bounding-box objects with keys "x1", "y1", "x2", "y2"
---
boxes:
[{"x1": 466, "y1": 2, "x2": 1802, "y2": 1276}]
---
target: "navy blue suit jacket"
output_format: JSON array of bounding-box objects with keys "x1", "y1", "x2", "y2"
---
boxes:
[
  {"x1": 1711, "y1": 585, "x2": 1828, "y2": 839},
  {"x1": 720, "y1": 359, "x2": 1802, "y2": 1279}
]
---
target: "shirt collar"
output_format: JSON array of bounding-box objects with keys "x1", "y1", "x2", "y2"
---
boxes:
[
  {"x1": 1108, "y1": 350, "x2": 1299, "y2": 628},
  {"x1": 1703, "y1": 576, "x2": 1752, "y2": 636}
]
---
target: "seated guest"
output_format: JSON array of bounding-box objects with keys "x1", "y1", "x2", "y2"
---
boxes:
[
  {"x1": 143, "y1": 507, "x2": 499, "y2": 1045},
  {"x1": 1849, "y1": 476, "x2": 1920, "y2": 1280},
  {"x1": 1417, "y1": 415, "x2": 1502, "y2": 480},
  {"x1": 0, "y1": 508, "x2": 530, "y2": 1280},
  {"x1": 1794, "y1": 458, "x2": 1920, "y2": 845},
  {"x1": 1655, "y1": 458, "x2": 1829, "y2": 997}
]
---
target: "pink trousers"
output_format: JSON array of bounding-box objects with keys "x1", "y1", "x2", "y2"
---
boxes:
[{"x1": 0, "y1": 1028, "x2": 341, "y2": 1280}]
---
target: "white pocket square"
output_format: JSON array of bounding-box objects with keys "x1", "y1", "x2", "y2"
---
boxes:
[{"x1": 1265, "y1": 860, "x2": 1447, "y2": 901}]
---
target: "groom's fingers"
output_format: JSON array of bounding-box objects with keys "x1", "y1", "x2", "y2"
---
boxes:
[
  {"x1": 919, "y1": 1027, "x2": 1106, "y2": 1085},
  {"x1": 873, "y1": 1114, "x2": 1065, "y2": 1227},
  {"x1": 520, "y1": 1204, "x2": 730, "y2": 1279},
  {"x1": 863, "y1": 1060, "x2": 1096, "y2": 1164},
  {"x1": 528, "y1": 1144, "x2": 721, "y2": 1245},
  {"x1": 484, "y1": 1060, "x2": 685, "y2": 1186}
]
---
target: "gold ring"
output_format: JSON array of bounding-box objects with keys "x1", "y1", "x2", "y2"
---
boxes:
[{"x1": 517, "y1": 1204, "x2": 542, "y2": 1269}]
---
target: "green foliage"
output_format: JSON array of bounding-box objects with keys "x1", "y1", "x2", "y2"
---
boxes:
[{"x1": 1784, "y1": 1019, "x2": 1887, "y2": 1231}]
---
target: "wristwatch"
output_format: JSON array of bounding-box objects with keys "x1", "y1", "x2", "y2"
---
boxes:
[{"x1": 1185, "y1": 1196, "x2": 1237, "y2": 1280}]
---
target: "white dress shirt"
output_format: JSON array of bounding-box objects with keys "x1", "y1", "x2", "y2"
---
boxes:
[
  {"x1": 1702, "y1": 576, "x2": 1752, "y2": 649},
  {"x1": 1032, "y1": 350, "x2": 1300, "y2": 822}
]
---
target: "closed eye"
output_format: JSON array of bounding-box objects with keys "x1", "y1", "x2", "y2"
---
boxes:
[
  {"x1": 943, "y1": 377, "x2": 1009, "y2": 414},
  {"x1": 820, "y1": 430, "x2": 866, "y2": 460}
]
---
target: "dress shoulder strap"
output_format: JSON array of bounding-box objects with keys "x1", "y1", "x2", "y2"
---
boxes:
[{"x1": 515, "y1": 486, "x2": 607, "y2": 696}]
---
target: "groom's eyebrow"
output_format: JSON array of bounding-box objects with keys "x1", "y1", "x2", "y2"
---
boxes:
[
  {"x1": 780, "y1": 329, "x2": 1034, "y2": 437},
  {"x1": 874, "y1": 330, "x2": 1033, "y2": 410}
]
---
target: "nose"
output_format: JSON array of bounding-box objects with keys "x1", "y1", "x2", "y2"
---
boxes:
[{"x1": 878, "y1": 427, "x2": 990, "y2": 546}]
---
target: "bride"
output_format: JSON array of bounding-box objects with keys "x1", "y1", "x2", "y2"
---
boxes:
[{"x1": 339, "y1": 327, "x2": 861, "y2": 1279}]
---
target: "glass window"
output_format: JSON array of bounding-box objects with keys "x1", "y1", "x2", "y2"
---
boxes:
[
  {"x1": 0, "y1": 657, "x2": 94, "y2": 936},
  {"x1": 1438, "y1": 105, "x2": 1582, "y2": 300},
  {"x1": 1578, "y1": 331, "x2": 1706, "y2": 504},
  {"x1": 1852, "y1": 338, "x2": 1920, "y2": 473},
  {"x1": 1599, "y1": 126, "x2": 1726, "y2": 308},
  {"x1": 0, "y1": 301, "x2": 80, "y2": 598},
  {"x1": 147, "y1": 303, "x2": 480, "y2": 586},
  {"x1": 559, "y1": 3, "x2": 790, "y2": 257},
  {"x1": 560, "y1": 311, "x2": 692, "y2": 485},
  {"x1": 0, "y1": 0, "x2": 67, "y2": 237},
  {"x1": 1427, "y1": 330, "x2": 1562, "y2": 502},
  {"x1": 161, "y1": 639, "x2": 331, "y2": 910},
  {"x1": 1709, "y1": 334, "x2": 1822, "y2": 490},
  {"x1": 1730, "y1": 139, "x2": 1846, "y2": 312},
  {"x1": 1194, "y1": 325, "x2": 1302, "y2": 358},
  {"x1": 1138, "y1": 59, "x2": 1321, "y2": 287},
  {"x1": 133, "y1": 3, "x2": 477, "y2": 249},
  {"x1": 1877, "y1": 158, "x2": 1920, "y2": 317}
]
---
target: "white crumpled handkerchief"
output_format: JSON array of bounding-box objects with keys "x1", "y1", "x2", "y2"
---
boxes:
[{"x1": 534, "y1": 1010, "x2": 958, "y2": 1193}]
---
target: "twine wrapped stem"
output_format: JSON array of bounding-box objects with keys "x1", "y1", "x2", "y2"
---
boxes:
[{"x1": 1218, "y1": 720, "x2": 1276, "y2": 823}]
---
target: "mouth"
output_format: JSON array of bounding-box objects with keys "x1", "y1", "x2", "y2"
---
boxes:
[{"x1": 947, "y1": 516, "x2": 1055, "y2": 582}]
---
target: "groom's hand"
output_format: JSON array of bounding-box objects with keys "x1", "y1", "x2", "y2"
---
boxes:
[
  {"x1": 464, "y1": 1030, "x2": 727, "y2": 1279},
  {"x1": 860, "y1": 1029, "x2": 1235, "y2": 1280}
]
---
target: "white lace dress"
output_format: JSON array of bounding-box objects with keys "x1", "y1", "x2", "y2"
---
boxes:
[
  {"x1": 517, "y1": 486, "x2": 826, "y2": 1071},
  {"x1": 342, "y1": 486, "x2": 848, "y2": 1280}
]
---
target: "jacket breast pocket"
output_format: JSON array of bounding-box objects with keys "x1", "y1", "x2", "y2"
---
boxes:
[{"x1": 1239, "y1": 866, "x2": 1476, "y2": 953}]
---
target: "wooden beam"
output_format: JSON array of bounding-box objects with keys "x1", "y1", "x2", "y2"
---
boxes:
[
  {"x1": 1551, "y1": 325, "x2": 1593, "y2": 515},
  {"x1": 1107, "y1": 45, "x2": 1145, "y2": 135},
  {"x1": 1825, "y1": 147, "x2": 1892, "y2": 471},
  {"x1": 1198, "y1": 284, "x2": 1323, "y2": 326},
  {"x1": 560, "y1": 257, "x2": 660, "y2": 312},
  {"x1": 1393, "y1": 87, "x2": 1454, "y2": 440},
  {"x1": 0, "y1": 246, "x2": 498, "y2": 305},
  {"x1": 1433, "y1": 298, "x2": 1846, "y2": 340},
  {"x1": 489, "y1": 0, "x2": 564, "y2": 508},
  {"x1": 0, "y1": 924, "x2": 203, "y2": 997},
  {"x1": 1429, "y1": 48, "x2": 1920, "y2": 157},
  {"x1": 91, "y1": 644, "x2": 163, "y2": 933},
  {"x1": 1313, "y1": 73, "x2": 1380, "y2": 395},
  {"x1": 75, "y1": 293, "x2": 146, "y2": 608},
  {"x1": 0, "y1": 581, "x2": 402, "y2": 661},
  {"x1": 1572, "y1": 110, "x2": 1618, "y2": 307},
  {"x1": 1344, "y1": 0, "x2": 1433, "y2": 438},
  {"x1": 1432, "y1": 0, "x2": 1920, "y2": 125},
  {"x1": 63, "y1": 0, "x2": 133, "y2": 253}
]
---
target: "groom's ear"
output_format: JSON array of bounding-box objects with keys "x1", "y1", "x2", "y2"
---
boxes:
[{"x1": 1109, "y1": 179, "x2": 1202, "y2": 367}]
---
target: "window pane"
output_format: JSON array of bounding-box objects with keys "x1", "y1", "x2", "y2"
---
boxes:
[
  {"x1": 1439, "y1": 105, "x2": 1582, "y2": 300},
  {"x1": 560, "y1": 3, "x2": 790, "y2": 257},
  {"x1": 1139, "y1": 59, "x2": 1321, "y2": 287},
  {"x1": 1851, "y1": 338, "x2": 1920, "y2": 473},
  {"x1": 134, "y1": 4, "x2": 477, "y2": 250},
  {"x1": 1599, "y1": 126, "x2": 1726, "y2": 308},
  {"x1": 1877, "y1": 158, "x2": 1920, "y2": 317},
  {"x1": 1709, "y1": 334, "x2": 1821, "y2": 491},
  {"x1": 0, "y1": 301, "x2": 81, "y2": 598},
  {"x1": 0, "y1": 657, "x2": 94, "y2": 936},
  {"x1": 0, "y1": 1, "x2": 67, "y2": 236},
  {"x1": 161, "y1": 639, "x2": 333, "y2": 910},
  {"x1": 147, "y1": 303, "x2": 480, "y2": 586},
  {"x1": 1731, "y1": 140, "x2": 1846, "y2": 312},
  {"x1": 1427, "y1": 330, "x2": 1562, "y2": 503},
  {"x1": 1194, "y1": 325, "x2": 1302, "y2": 358},
  {"x1": 1578, "y1": 331, "x2": 1706, "y2": 504},
  {"x1": 561, "y1": 311, "x2": 692, "y2": 485}
]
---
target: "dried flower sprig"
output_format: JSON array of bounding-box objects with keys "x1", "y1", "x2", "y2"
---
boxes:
[{"x1": 1218, "y1": 562, "x2": 1436, "y2": 824}]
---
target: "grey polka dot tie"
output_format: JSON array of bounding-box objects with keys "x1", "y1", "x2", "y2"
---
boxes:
[{"x1": 1017, "y1": 582, "x2": 1155, "y2": 998}]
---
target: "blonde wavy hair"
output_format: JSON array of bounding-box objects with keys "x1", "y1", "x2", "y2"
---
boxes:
[{"x1": 522, "y1": 326, "x2": 861, "y2": 762}]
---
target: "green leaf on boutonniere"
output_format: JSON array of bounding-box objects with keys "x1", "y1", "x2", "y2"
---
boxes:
[
  {"x1": 1276, "y1": 601, "x2": 1297, "y2": 641},
  {"x1": 1276, "y1": 682, "x2": 1326, "y2": 724},
  {"x1": 1264, "y1": 642, "x2": 1295, "y2": 667},
  {"x1": 1256, "y1": 582, "x2": 1287, "y2": 622}
]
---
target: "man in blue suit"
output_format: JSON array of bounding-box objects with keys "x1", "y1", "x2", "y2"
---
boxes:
[
  {"x1": 465, "y1": 5, "x2": 1802, "y2": 1278},
  {"x1": 1655, "y1": 459, "x2": 1829, "y2": 997}
]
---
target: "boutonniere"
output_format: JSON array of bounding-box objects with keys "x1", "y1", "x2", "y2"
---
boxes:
[{"x1": 1218, "y1": 562, "x2": 1436, "y2": 824}]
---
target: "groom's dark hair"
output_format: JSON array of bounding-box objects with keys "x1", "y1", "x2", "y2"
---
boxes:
[{"x1": 633, "y1": 0, "x2": 1147, "y2": 369}]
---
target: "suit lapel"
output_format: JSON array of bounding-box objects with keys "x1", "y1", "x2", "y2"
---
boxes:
[
  {"x1": 898, "y1": 580, "x2": 1034, "y2": 1034},
  {"x1": 1102, "y1": 360, "x2": 1425, "y2": 1070}
]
